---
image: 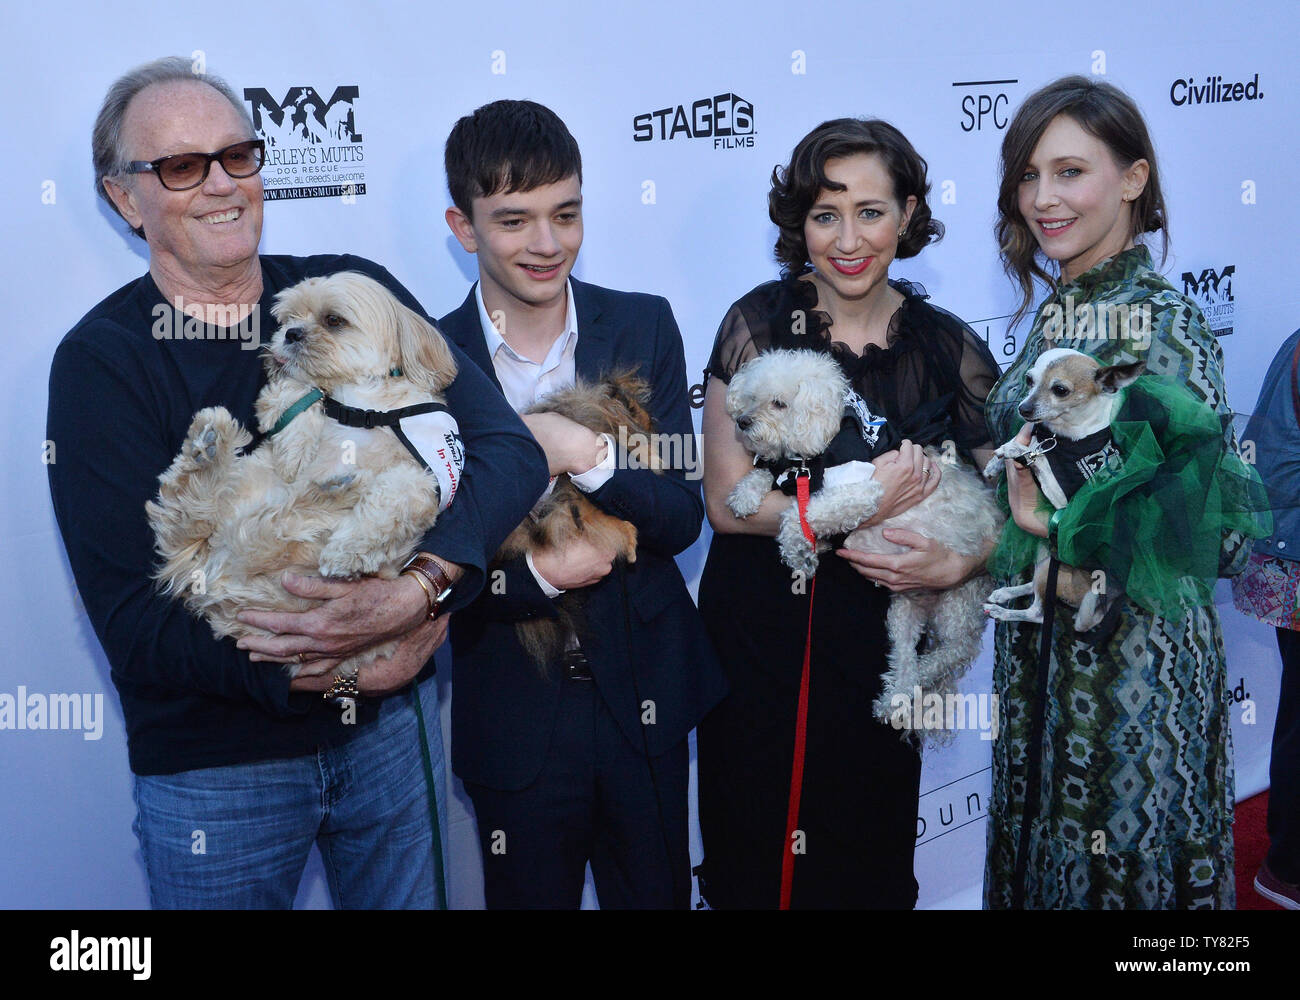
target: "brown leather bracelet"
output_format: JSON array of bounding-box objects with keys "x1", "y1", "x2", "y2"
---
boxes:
[{"x1": 403, "y1": 552, "x2": 455, "y2": 619}]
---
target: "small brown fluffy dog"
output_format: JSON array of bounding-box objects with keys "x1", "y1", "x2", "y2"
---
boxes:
[
  {"x1": 146, "y1": 271, "x2": 459, "y2": 678},
  {"x1": 496, "y1": 372, "x2": 661, "y2": 669}
]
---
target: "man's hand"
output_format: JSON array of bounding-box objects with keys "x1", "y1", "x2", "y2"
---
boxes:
[
  {"x1": 237, "y1": 566, "x2": 455, "y2": 664},
  {"x1": 287, "y1": 616, "x2": 449, "y2": 696},
  {"x1": 522, "y1": 412, "x2": 606, "y2": 477},
  {"x1": 530, "y1": 536, "x2": 618, "y2": 591}
]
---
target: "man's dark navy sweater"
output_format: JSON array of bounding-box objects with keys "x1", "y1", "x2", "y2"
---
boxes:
[{"x1": 47, "y1": 254, "x2": 547, "y2": 775}]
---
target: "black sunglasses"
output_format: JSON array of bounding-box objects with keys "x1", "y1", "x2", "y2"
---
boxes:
[{"x1": 124, "y1": 139, "x2": 266, "y2": 192}]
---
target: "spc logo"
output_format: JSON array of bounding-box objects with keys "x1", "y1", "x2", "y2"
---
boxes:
[
  {"x1": 1181, "y1": 264, "x2": 1235, "y2": 337},
  {"x1": 632, "y1": 93, "x2": 754, "y2": 149},
  {"x1": 954, "y1": 78, "x2": 1018, "y2": 132}
]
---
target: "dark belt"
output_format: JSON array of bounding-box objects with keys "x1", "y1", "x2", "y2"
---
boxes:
[{"x1": 561, "y1": 647, "x2": 593, "y2": 681}]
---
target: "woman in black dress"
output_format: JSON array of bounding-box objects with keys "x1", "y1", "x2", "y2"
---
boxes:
[{"x1": 696, "y1": 118, "x2": 1000, "y2": 908}]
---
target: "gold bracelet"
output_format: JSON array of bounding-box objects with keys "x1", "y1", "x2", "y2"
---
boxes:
[
  {"x1": 323, "y1": 669, "x2": 360, "y2": 706},
  {"x1": 402, "y1": 567, "x2": 436, "y2": 619}
]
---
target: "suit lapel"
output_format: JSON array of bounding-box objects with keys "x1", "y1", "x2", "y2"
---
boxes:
[
  {"x1": 572, "y1": 278, "x2": 614, "y2": 381},
  {"x1": 439, "y1": 284, "x2": 502, "y2": 392}
]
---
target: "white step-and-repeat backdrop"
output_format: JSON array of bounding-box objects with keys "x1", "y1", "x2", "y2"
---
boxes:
[{"x1": 3, "y1": 0, "x2": 1295, "y2": 908}]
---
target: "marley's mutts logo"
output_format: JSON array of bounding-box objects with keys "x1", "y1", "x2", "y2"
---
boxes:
[
  {"x1": 1182, "y1": 264, "x2": 1235, "y2": 337},
  {"x1": 632, "y1": 93, "x2": 754, "y2": 149},
  {"x1": 243, "y1": 86, "x2": 368, "y2": 201}
]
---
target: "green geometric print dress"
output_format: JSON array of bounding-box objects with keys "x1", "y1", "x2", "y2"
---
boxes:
[{"x1": 983, "y1": 245, "x2": 1250, "y2": 909}]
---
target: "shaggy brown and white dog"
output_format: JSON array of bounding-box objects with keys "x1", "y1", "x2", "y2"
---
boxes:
[
  {"x1": 146, "y1": 271, "x2": 460, "y2": 678},
  {"x1": 496, "y1": 372, "x2": 661, "y2": 670}
]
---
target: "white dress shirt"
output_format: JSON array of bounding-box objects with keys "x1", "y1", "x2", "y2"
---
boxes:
[{"x1": 475, "y1": 281, "x2": 615, "y2": 597}]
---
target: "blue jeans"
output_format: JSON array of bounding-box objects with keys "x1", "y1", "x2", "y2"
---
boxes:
[{"x1": 132, "y1": 676, "x2": 447, "y2": 909}]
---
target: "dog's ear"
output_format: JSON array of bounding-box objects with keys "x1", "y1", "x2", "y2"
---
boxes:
[
  {"x1": 394, "y1": 300, "x2": 458, "y2": 394},
  {"x1": 1094, "y1": 360, "x2": 1146, "y2": 394},
  {"x1": 723, "y1": 367, "x2": 748, "y2": 420}
]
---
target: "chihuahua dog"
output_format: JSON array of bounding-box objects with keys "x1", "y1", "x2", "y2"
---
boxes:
[{"x1": 982, "y1": 348, "x2": 1146, "y2": 632}]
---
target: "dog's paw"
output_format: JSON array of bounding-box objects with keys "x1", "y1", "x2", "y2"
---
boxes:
[
  {"x1": 1072, "y1": 592, "x2": 1108, "y2": 632},
  {"x1": 992, "y1": 440, "x2": 1031, "y2": 466},
  {"x1": 981, "y1": 600, "x2": 1042, "y2": 624},
  {"x1": 726, "y1": 472, "x2": 769, "y2": 519},
  {"x1": 190, "y1": 424, "x2": 220, "y2": 465},
  {"x1": 777, "y1": 509, "x2": 821, "y2": 578},
  {"x1": 183, "y1": 407, "x2": 244, "y2": 467},
  {"x1": 317, "y1": 540, "x2": 384, "y2": 580},
  {"x1": 316, "y1": 473, "x2": 358, "y2": 493}
]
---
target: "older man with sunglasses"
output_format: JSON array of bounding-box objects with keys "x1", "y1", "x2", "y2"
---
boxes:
[{"x1": 46, "y1": 57, "x2": 547, "y2": 909}]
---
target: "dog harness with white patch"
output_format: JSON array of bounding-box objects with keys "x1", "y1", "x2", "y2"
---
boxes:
[
  {"x1": 267, "y1": 387, "x2": 464, "y2": 512},
  {"x1": 765, "y1": 388, "x2": 952, "y2": 496},
  {"x1": 766, "y1": 388, "x2": 888, "y2": 496},
  {"x1": 1028, "y1": 427, "x2": 1120, "y2": 502}
]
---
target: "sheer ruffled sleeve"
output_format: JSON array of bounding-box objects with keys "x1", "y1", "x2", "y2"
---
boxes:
[
  {"x1": 705, "y1": 282, "x2": 798, "y2": 384},
  {"x1": 949, "y1": 323, "x2": 1000, "y2": 453},
  {"x1": 704, "y1": 300, "x2": 757, "y2": 385}
]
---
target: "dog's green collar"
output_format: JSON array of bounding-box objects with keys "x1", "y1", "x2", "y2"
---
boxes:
[
  {"x1": 266, "y1": 388, "x2": 323, "y2": 438},
  {"x1": 266, "y1": 369, "x2": 403, "y2": 439}
]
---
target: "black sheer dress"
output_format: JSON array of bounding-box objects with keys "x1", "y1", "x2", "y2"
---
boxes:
[{"x1": 696, "y1": 274, "x2": 999, "y2": 908}]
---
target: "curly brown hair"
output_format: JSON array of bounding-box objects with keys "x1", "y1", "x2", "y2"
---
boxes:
[
  {"x1": 997, "y1": 75, "x2": 1169, "y2": 326},
  {"x1": 769, "y1": 118, "x2": 942, "y2": 276}
]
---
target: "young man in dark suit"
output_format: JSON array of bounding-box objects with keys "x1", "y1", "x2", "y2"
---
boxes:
[{"x1": 439, "y1": 100, "x2": 726, "y2": 909}]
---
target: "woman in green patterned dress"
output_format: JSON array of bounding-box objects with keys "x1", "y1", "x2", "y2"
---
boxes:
[{"x1": 983, "y1": 76, "x2": 1255, "y2": 908}]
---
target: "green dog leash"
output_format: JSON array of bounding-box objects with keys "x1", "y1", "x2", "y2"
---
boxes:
[{"x1": 410, "y1": 682, "x2": 448, "y2": 910}]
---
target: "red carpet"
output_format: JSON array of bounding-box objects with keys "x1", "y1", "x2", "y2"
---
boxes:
[{"x1": 1234, "y1": 791, "x2": 1285, "y2": 910}]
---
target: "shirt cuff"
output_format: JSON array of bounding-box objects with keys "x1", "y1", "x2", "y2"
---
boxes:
[
  {"x1": 525, "y1": 549, "x2": 565, "y2": 597},
  {"x1": 571, "y1": 433, "x2": 616, "y2": 493}
]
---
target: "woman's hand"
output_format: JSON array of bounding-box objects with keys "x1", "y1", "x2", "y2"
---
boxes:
[
  {"x1": 837, "y1": 529, "x2": 989, "y2": 591},
  {"x1": 861, "y1": 441, "x2": 940, "y2": 526},
  {"x1": 1005, "y1": 424, "x2": 1050, "y2": 539}
]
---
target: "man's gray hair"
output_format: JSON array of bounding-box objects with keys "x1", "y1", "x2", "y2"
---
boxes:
[{"x1": 92, "y1": 56, "x2": 255, "y2": 239}]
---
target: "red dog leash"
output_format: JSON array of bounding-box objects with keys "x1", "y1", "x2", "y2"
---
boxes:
[{"x1": 780, "y1": 472, "x2": 817, "y2": 909}]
